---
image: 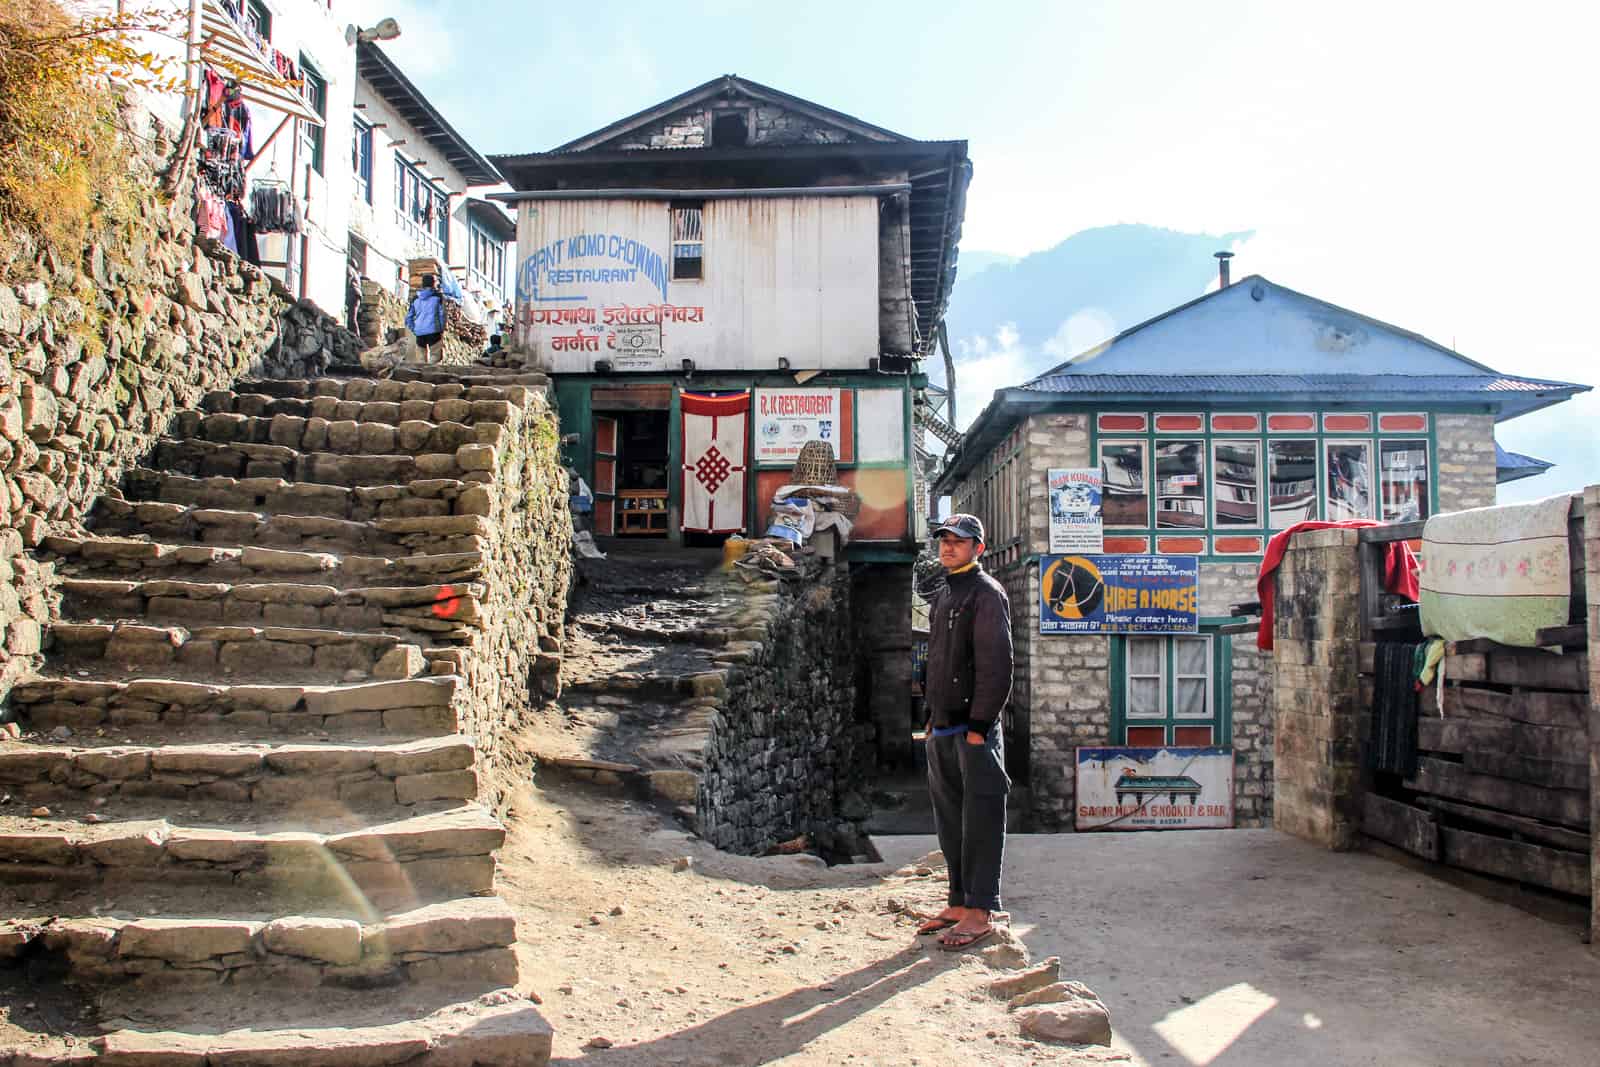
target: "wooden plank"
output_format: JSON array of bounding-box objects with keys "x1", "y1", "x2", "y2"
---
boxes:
[
  {"x1": 1360, "y1": 520, "x2": 1426, "y2": 543},
  {"x1": 1536, "y1": 624, "x2": 1588, "y2": 649},
  {"x1": 1417, "y1": 717, "x2": 1587, "y2": 766},
  {"x1": 1406, "y1": 757, "x2": 1589, "y2": 830},
  {"x1": 1359, "y1": 642, "x2": 1376, "y2": 675},
  {"x1": 1216, "y1": 621, "x2": 1258, "y2": 636},
  {"x1": 1440, "y1": 826, "x2": 1590, "y2": 897},
  {"x1": 1421, "y1": 684, "x2": 1587, "y2": 730},
  {"x1": 1443, "y1": 653, "x2": 1487, "y2": 682},
  {"x1": 1358, "y1": 541, "x2": 1381, "y2": 642},
  {"x1": 1488, "y1": 651, "x2": 1589, "y2": 692},
  {"x1": 1420, "y1": 796, "x2": 1592, "y2": 853},
  {"x1": 1370, "y1": 615, "x2": 1422, "y2": 633},
  {"x1": 1464, "y1": 751, "x2": 1588, "y2": 791},
  {"x1": 1363, "y1": 793, "x2": 1439, "y2": 860}
]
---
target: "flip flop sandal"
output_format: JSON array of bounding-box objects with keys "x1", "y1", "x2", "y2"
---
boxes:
[
  {"x1": 915, "y1": 917, "x2": 959, "y2": 936},
  {"x1": 938, "y1": 927, "x2": 996, "y2": 951}
]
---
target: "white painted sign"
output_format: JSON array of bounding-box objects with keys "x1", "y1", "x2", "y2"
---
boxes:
[
  {"x1": 1048, "y1": 468, "x2": 1103, "y2": 553},
  {"x1": 1075, "y1": 747, "x2": 1235, "y2": 831},
  {"x1": 753, "y1": 388, "x2": 841, "y2": 465}
]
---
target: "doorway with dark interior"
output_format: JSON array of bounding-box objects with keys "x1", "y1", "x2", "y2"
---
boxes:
[{"x1": 613, "y1": 409, "x2": 670, "y2": 538}]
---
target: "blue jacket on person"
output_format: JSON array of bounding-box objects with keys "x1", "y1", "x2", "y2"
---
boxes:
[{"x1": 406, "y1": 287, "x2": 445, "y2": 336}]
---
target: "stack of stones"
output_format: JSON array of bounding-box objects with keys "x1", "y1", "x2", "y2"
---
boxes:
[
  {"x1": 0, "y1": 363, "x2": 568, "y2": 1060},
  {"x1": 697, "y1": 558, "x2": 869, "y2": 857}
]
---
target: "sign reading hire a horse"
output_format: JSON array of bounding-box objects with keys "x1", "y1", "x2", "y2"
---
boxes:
[{"x1": 1040, "y1": 554, "x2": 1199, "y2": 634}]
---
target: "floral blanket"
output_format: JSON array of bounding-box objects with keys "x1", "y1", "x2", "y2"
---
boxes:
[{"x1": 1419, "y1": 494, "x2": 1573, "y2": 646}]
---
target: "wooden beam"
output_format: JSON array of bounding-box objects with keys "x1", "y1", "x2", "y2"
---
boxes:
[
  {"x1": 1359, "y1": 520, "x2": 1427, "y2": 543},
  {"x1": 1419, "y1": 795, "x2": 1591, "y2": 853},
  {"x1": 1535, "y1": 623, "x2": 1587, "y2": 649},
  {"x1": 1441, "y1": 826, "x2": 1590, "y2": 896},
  {"x1": 1363, "y1": 792, "x2": 1439, "y2": 860},
  {"x1": 1406, "y1": 756, "x2": 1588, "y2": 829}
]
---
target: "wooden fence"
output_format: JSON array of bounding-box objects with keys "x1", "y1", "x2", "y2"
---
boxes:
[{"x1": 1356, "y1": 495, "x2": 1591, "y2": 900}]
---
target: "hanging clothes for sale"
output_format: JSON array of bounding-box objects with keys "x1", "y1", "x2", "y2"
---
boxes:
[
  {"x1": 249, "y1": 182, "x2": 301, "y2": 235},
  {"x1": 194, "y1": 65, "x2": 259, "y2": 258}
]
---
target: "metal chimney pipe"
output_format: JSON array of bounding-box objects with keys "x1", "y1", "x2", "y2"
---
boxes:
[{"x1": 1214, "y1": 250, "x2": 1234, "y2": 288}]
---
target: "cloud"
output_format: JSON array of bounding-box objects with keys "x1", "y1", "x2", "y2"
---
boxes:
[{"x1": 944, "y1": 324, "x2": 1030, "y2": 433}]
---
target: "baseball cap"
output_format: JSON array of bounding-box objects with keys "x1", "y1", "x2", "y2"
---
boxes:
[{"x1": 932, "y1": 513, "x2": 985, "y2": 542}]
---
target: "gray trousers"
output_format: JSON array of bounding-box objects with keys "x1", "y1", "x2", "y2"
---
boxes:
[{"x1": 925, "y1": 728, "x2": 1010, "y2": 911}]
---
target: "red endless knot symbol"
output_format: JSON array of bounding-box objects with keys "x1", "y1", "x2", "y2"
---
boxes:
[{"x1": 694, "y1": 447, "x2": 732, "y2": 494}]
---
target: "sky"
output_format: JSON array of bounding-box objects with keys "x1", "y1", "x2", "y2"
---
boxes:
[{"x1": 348, "y1": 0, "x2": 1600, "y2": 499}]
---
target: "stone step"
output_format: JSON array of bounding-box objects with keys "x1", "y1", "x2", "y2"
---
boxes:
[
  {"x1": 238, "y1": 375, "x2": 535, "y2": 407},
  {"x1": 6, "y1": 989, "x2": 552, "y2": 1065},
  {"x1": 198, "y1": 391, "x2": 519, "y2": 427},
  {"x1": 169, "y1": 410, "x2": 500, "y2": 458},
  {"x1": 0, "y1": 803, "x2": 502, "y2": 911},
  {"x1": 122, "y1": 469, "x2": 486, "y2": 524},
  {"x1": 56, "y1": 575, "x2": 487, "y2": 637},
  {"x1": 91, "y1": 498, "x2": 491, "y2": 557},
  {"x1": 11, "y1": 672, "x2": 462, "y2": 733},
  {"x1": 42, "y1": 534, "x2": 484, "y2": 589},
  {"x1": 392, "y1": 366, "x2": 551, "y2": 388},
  {"x1": 0, "y1": 733, "x2": 479, "y2": 808},
  {"x1": 0, "y1": 896, "x2": 518, "y2": 989},
  {"x1": 144, "y1": 437, "x2": 499, "y2": 487}
]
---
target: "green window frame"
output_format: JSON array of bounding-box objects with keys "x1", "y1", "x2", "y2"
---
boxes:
[
  {"x1": 1110, "y1": 625, "x2": 1234, "y2": 747},
  {"x1": 298, "y1": 56, "x2": 326, "y2": 175}
]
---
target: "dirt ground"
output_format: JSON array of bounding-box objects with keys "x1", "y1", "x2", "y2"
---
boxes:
[{"x1": 500, "y1": 777, "x2": 1124, "y2": 1067}]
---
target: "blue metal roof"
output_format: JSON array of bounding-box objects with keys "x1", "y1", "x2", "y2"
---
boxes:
[
  {"x1": 1018, "y1": 372, "x2": 1580, "y2": 418},
  {"x1": 1495, "y1": 442, "x2": 1556, "y2": 485},
  {"x1": 934, "y1": 274, "x2": 1592, "y2": 494}
]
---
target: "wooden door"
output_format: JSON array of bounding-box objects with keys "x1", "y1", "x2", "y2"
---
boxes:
[{"x1": 594, "y1": 414, "x2": 618, "y2": 536}]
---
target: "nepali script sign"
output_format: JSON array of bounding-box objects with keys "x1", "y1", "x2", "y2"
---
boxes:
[
  {"x1": 1047, "y1": 468, "x2": 1103, "y2": 553},
  {"x1": 1076, "y1": 747, "x2": 1235, "y2": 831},
  {"x1": 753, "y1": 388, "x2": 841, "y2": 464},
  {"x1": 1039, "y1": 554, "x2": 1199, "y2": 634}
]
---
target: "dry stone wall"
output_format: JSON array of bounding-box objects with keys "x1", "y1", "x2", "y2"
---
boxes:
[
  {"x1": 697, "y1": 561, "x2": 870, "y2": 857},
  {"x1": 0, "y1": 147, "x2": 358, "y2": 701}
]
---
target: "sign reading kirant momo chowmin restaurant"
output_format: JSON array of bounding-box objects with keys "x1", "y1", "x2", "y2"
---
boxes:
[{"x1": 1075, "y1": 747, "x2": 1234, "y2": 831}]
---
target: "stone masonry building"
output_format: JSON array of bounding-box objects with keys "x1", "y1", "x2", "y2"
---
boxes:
[{"x1": 934, "y1": 273, "x2": 1589, "y2": 831}]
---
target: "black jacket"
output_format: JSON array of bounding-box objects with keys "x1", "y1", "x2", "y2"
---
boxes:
[{"x1": 925, "y1": 564, "x2": 1013, "y2": 733}]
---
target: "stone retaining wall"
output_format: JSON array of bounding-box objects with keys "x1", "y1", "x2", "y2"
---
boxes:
[
  {"x1": 697, "y1": 560, "x2": 868, "y2": 857},
  {"x1": 0, "y1": 141, "x2": 357, "y2": 701}
]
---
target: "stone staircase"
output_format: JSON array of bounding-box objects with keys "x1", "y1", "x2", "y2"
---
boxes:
[{"x1": 0, "y1": 368, "x2": 561, "y2": 1064}]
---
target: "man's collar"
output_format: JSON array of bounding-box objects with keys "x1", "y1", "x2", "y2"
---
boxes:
[{"x1": 946, "y1": 561, "x2": 981, "y2": 577}]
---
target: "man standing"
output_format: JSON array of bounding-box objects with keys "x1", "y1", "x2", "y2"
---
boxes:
[{"x1": 919, "y1": 514, "x2": 1013, "y2": 949}]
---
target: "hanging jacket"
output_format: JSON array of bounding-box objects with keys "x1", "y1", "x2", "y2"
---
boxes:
[{"x1": 406, "y1": 287, "x2": 445, "y2": 336}]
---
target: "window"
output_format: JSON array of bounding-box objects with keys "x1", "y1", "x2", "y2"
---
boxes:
[
  {"x1": 1155, "y1": 440, "x2": 1205, "y2": 529},
  {"x1": 1211, "y1": 440, "x2": 1261, "y2": 527},
  {"x1": 712, "y1": 110, "x2": 749, "y2": 146},
  {"x1": 1100, "y1": 441, "x2": 1149, "y2": 528},
  {"x1": 298, "y1": 57, "x2": 326, "y2": 175},
  {"x1": 245, "y1": 0, "x2": 271, "y2": 40},
  {"x1": 468, "y1": 221, "x2": 507, "y2": 298},
  {"x1": 352, "y1": 118, "x2": 373, "y2": 203},
  {"x1": 671, "y1": 206, "x2": 703, "y2": 280},
  {"x1": 1268, "y1": 439, "x2": 1318, "y2": 529},
  {"x1": 1324, "y1": 440, "x2": 1373, "y2": 521},
  {"x1": 394, "y1": 157, "x2": 448, "y2": 255},
  {"x1": 1379, "y1": 440, "x2": 1429, "y2": 523},
  {"x1": 1115, "y1": 633, "x2": 1228, "y2": 747}
]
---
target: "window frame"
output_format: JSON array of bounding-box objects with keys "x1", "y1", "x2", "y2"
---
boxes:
[
  {"x1": 1378, "y1": 438, "x2": 1431, "y2": 524},
  {"x1": 671, "y1": 204, "x2": 704, "y2": 281},
  {"x1": 1209, "y1": 438, "x2": 1263, "y2": 530},
  {"x1": 1267, "y1": 437, "x2": 1319, "y2": 531},
  {"x1": 245, "y1": 0, "x2": 272, "y2": 40},
  {"x1": 1099, "y1": 439, "x2": 1151, "y2": 529},
  {"x1": 1111, "y1": 629, "x2": 1231, "y2": 747},
  {"x1": 1323, "y1": 437, "x2": 1376, "y2": 522},
  {"x1": 393, "y1": 155, "x2": 449, "y2": 257},
  {"x1": 352, "y1": 116, "x2": 373, "y2": 204},
  {"x1": 468, "y1": 219, "x2": 507, "y2": 299},
  {"x1": 1154, "y1": 438, "x2": 1207, "y2": 531},
  {"x1": 298, "y1": 55, "x2": 327, "y2": 175}
]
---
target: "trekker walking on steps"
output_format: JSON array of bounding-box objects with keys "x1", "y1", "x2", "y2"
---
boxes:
[
  {"x1": 406, "y1": 273, "x2": 446, "y2": 364},
  {"x1": 918, "y1": 513, "x2": 1013, "y2": 950}
]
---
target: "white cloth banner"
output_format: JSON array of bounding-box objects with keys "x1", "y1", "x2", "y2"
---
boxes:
[{"x1": 680, "y1": 393, "x2": 749, "y2": 533}]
